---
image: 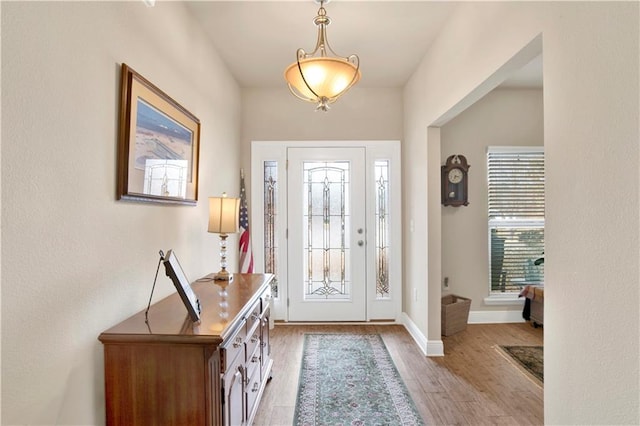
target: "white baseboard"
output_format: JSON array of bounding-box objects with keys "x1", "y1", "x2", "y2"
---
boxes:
[
  {"x1": 468, "y1": 309, "x2": 526, "y2": 324},
  {"x1": 400, "y1": 312, "x2": 428, "y2": 355},
  {"x1": 426, "y1": 340, "x2": 445, "y2": 357},
  {"x1": 400, "y1": 312, "x2": 444, "y2": 357}
]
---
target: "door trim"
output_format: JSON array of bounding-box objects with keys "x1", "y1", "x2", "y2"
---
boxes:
[{"x1": 251, "y1": 141, "x2": 402, "y2": 322}]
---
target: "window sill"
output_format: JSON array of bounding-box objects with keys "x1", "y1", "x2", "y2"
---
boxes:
[{"x1": 484, "y1": 294, "x2": 525, "y2": 306}]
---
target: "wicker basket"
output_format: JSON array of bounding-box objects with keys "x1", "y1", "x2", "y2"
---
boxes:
[{"x1": 441, "y1": 294, "x2": 471, "y2": 336}]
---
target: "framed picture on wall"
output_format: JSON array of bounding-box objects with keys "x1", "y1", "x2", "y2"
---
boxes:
[{"x1": 117, "y1": 63, "x2": 201, "y2": 205}]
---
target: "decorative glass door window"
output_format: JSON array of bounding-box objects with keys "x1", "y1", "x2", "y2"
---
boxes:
[
  {"x1": 302, "y1": 161, "x2": 351, "y2": 300},
  {"x1": 263, "y1": 161, "x2": 279, "y2": 298},
  {"x1": 375, "y1": 160, "x2": 390, "y2": 299}
]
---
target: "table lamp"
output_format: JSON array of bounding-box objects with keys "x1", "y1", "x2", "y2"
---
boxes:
[{"x1": 208, "y1": 193, "x2": 240, "y2": 281}]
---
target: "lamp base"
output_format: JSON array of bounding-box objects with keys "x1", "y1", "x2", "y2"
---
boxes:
[{"x1": 214, "y1": 269, "x2": 233, "y2": 281}]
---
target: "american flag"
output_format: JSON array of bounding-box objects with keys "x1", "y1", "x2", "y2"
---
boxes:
[{"x1": 239, "y1": 170, "x2": 254, "y2": 273}]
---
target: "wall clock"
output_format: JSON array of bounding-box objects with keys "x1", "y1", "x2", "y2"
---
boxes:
[{"x1": 441, "y1": 154, "x2": 470, "y2": 206}]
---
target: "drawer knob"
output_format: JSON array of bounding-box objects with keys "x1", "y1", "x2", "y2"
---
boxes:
[
  {"x1": 252, "y1": 382, "x2": 260, "y2": 392},
  {"x1": 250, "y1": 313, "x2": 259, "y2": 321},
  {"x1": 233, "y1": 336, "x2": 243, "y2": 348},
  {"x1": 251, "y1": 334, "x2": 259, "y2": 343},
  {"x1": 252, "y1": 355, "x2": 259, "y2": 363}
]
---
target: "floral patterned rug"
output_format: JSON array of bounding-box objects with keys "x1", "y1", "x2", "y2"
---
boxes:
[
  {"x1": 498, "y1": 345, "x2": 544, "y2": 384},
  {"x1": 293, "y1": 333, "x2": 424, "y2": 426}
]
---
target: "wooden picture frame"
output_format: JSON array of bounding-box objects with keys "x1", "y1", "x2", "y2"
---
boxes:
[
  {"x1": 162, "y1": 249, "x2": 201, "y2": 323},
  {"x1": 117, "y1": 64, "x2": 200, "y2": 205}
]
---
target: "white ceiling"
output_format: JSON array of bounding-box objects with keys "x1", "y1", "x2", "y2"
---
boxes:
[{"x1": 184, "y1": 1, "x2": 542, "y2": 90}]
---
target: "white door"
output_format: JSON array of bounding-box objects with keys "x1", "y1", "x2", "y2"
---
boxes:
[{"x1": 287, "y1": 147, "x2": 367, "y2": 321}]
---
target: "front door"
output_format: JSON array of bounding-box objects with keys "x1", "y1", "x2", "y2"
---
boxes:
[{"x1": 287, "y1": 147, "x2": 366, "y2": 321}]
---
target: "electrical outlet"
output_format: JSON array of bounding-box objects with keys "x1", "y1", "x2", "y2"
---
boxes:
[{"x1": 443, "y1": 276, "x2": 449, "y2": 289}]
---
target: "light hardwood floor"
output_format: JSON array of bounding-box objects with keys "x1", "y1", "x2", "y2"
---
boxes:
[{"x1": 254, "y1": 322, "x2": 543, "y2": 426}]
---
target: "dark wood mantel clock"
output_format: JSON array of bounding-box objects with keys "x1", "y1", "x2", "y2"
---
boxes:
[{"x1": 441, "y1": 154, "x2": 470, "y2": 206}]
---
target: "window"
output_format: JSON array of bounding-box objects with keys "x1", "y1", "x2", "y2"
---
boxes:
[
  {"x1": 374, "y1": 160, "x2": 390, "y2": 299},
  {"x1": 263, "y1": 161, "x2": 279, "y2": 298},
  {"x1": 487, "y1": 146, "x2": 544, "y2": 293}
]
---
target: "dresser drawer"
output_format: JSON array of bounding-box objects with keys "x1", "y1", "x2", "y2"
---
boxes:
[
  {"x1": 245, "y1": 361, "x2": 262, "y2": 420},
  {"x1": 220, "y1": 321, "x2": 246, "y2": 371},
  {"x1": 260, "y1": 286, "x2": 272, "y2": 313},
  {"x1": 260, "y1": 305, "x2": 271, "y2": 381},
  {"x1": 245, "y1": 342, "x2": 261, "y2": 387},
  {"x1": 245, "y1": 301, "x2": 261, "y2": 336},
  {"x1": 245, "y1": 320, "x2": 261, "y2": 363}
]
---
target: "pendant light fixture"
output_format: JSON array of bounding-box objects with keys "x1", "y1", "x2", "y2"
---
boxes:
[{"x1": 284, "y1": 0, "x2": 361, "y2": 111}]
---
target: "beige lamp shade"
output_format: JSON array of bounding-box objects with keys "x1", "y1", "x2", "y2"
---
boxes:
[
  {"x1": 208, "y1": 196, "x2": 240, "y2": 234},
  {"x1": 283, "y1": 1, "x2": 360, "y2": 111},
  {"x1": 285, "y1": 57, "x2": 361, "y2": 101}
]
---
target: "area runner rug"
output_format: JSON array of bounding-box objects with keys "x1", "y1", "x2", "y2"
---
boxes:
[
  {"x1": 293, "y1": 333, "x2": 424, "y2": 425},
  {"x1": 498, "y1": 345, "x2": 544, "y2": 385}
]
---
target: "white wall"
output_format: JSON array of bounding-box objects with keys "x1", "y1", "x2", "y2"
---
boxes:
[
  {"x1": 1, "y1": 2, "x2": 241, "y2": 424},
  {"x1": 404, "y1": 2, "x2": 638, "y2": 424},
  {"x1": 240, "y1": 87, "x2": 402, "y2": 155},
  {"x1": 441, "y1": 89, "x2": 544, "y2": 312}
]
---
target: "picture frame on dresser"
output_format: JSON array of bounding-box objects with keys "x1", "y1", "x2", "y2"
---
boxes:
[
  {"x1": 163, "y1": 249, "x2": 201, "y2": 322},
  {"x1": 117, "y1": 63, "x2": 201, "y2": 205}
]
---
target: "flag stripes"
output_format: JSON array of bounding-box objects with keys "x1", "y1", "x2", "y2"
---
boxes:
[{"x1": 239, "y1": 170, "x2": 254, "y2": 273}]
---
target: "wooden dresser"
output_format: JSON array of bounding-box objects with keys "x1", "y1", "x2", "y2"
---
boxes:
[{"x1": 98, "y1": 273, "x2": 274, "y2": 426}]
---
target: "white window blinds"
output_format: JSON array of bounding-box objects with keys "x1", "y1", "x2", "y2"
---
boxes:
[
  {"x1": 488, "y1": 148, "x2": 545, "y2": 219},
  {"x1": 487, "y1": 147, "x2": 545, "y2": 292}
]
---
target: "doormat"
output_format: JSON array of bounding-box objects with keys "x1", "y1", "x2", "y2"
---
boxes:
[
  {"x1": 497, "y1": 345, "x2": 543, "y2": 385},
  {"x1": 293, "y1": 333, "x2": 424, "y2": 425}
]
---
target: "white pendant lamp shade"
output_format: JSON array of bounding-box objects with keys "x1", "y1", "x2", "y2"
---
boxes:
[
  {"x1": 285, "y1": 57, "x2": 361, "y2": 103},
  {"x1": 284, "y1": 0, "x2": 360, "y2": 111}
]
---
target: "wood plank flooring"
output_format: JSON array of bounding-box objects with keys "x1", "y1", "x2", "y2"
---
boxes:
[{"x1": 254, "y1": 322, "x2": 543, "y2": 426}]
